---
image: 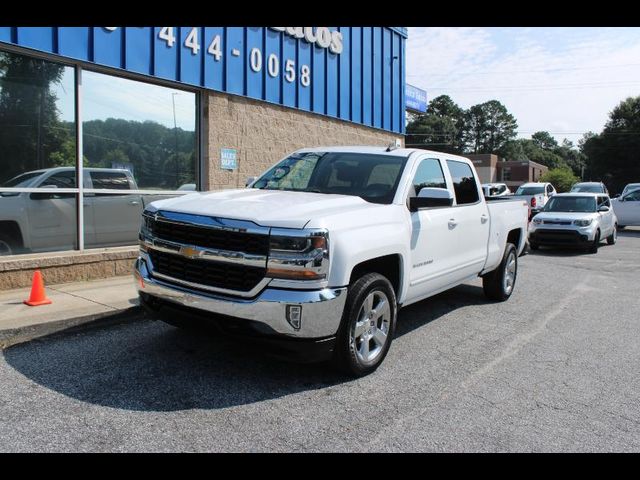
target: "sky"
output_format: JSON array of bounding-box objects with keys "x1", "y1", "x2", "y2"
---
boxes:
[
  {"x1": 405, "y1": 27, "x2": 640, "y2": 145},
  {"x1": 55, "y1": 68, "x2": 196, "y2": 131}
]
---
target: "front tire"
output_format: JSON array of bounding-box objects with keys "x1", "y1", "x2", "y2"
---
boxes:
[
  {"x1": 483, "y1": 243, "x2": 518, "y2": 301},
  {"x1": 589, "y1": 229, "x2": 600, "y2": 254},
  {"x1": 332, "y1": 272, "x2": 397, "y2": 377},
  {"x1": 607, "y1": 225, "x2": 617, "y2": 245}
]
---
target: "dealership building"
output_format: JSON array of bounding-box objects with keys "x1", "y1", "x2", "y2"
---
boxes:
[{"x1": 0, "y1": 27, "x2": 408, "y2": 289}]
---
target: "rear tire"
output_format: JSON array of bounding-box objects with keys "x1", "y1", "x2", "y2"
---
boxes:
[
  {"x1": 607, "y1": 225, "x2": 617, "y2": 245},
  {"x1": 483, "y1": 243, "x2": 518, "y2": 302},
  {"x1": 0, "y1": 232, "x2": 20, "y2": 256},
  {"x1": 332, "y1": 272, "x2": 397, "y2": 377},
  {"x1": 589, "y1": 230, "x2": 600, "y2": 254}
]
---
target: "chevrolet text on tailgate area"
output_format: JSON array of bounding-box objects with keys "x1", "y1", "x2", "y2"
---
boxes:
[{"x1": 134, "y1": 147, "x2": 529, "y2": 376}]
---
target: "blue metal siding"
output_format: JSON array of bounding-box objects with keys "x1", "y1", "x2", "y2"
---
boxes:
[
  {"x1": 245, "y1": 27, "x2": 264, "y2": 100},
  {"x1": 153, "y1": 27, "x2": 178, "y2": 81},
  {"x1": 264, "y1": 28, "x2": 281, "y2": 104},
  {"x1": 350, "y1": 27, "x2": 362, "y2": 125},
  {"x1": 362, "y1": 27, "x2": 372, "y2": 127},
  {"x1": 312, "y1": 43, "x2": 325, "y2": 114},
  {"x1": 203, "y1": 26, "x2": 224, "y2": 92},
  {"x1": 179, "y1": 27, "x2": 203, "y2": 86},
  {"x1": 0, "y1": 26, "x2": 407, "y2": 134},
  {"x1": 58, "y1": 27, "x2": 91, "y2": 61},
  {"x1": 372, "y1": 27, "x2": 382, "y2": 129}
]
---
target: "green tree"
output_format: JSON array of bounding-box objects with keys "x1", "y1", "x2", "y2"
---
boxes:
[
  {"x1": 531, "y1": 131, "x2": 558, "y2": 150},
  {"x1": 540, "y1": 167, "x2": 579, "y2": 192},
  {"x1": 463, "y1": 100, "x2": 518, "y2": 154},
  {"x1": 405, "y1": 95, "x2": 466, "y2": 154},
  {"x1": 582, "y1": 96, "x2": 640, "y2": 194},
  {"x1": 0, "y1": 51, "x2": 71, "y2": 183}
]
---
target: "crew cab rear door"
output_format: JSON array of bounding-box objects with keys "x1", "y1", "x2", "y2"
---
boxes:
[{"x1": 444, "y1": 159, "x2": 490, "y2": 280}]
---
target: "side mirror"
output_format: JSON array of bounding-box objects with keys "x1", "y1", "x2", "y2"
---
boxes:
[
  {"x1": 245, "y1": 176, "x2": 257, "y2": 187},
  {"x1": 409, "y1": 187, "x2": 454, "y2": 211},
  {"x1": 598, "y1": 205, "x2": 610, "y2": 212}
]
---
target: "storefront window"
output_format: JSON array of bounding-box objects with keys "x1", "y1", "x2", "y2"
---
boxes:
[
  {"x1": 0, "y1": 49, "x2": 198, "y2": 256},
  {"x1": 82, "y1": 71, "x2": 197, "y2": 191}
]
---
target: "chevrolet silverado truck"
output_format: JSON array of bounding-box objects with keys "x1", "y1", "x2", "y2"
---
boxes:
[{"x1": 135, "y1": 147, "x2": 529, "y2": 376}]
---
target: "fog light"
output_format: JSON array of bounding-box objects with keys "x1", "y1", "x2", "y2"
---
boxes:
[{"x1": 286, "y1": 305, "x2": 302, "y2": 330}]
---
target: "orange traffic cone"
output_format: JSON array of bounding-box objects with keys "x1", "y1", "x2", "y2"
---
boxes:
[{"x1": 23, "y1": 270, "x2": 52, "y2": 306}]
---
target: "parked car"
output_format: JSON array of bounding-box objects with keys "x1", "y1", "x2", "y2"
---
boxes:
[
  {"x1": 135, "y1": 146, "x2": 530, "y2": 376},
  {"x1": 612, "y1": 188, "x2": 640, "y2": 228},
  {"x1": 619, "y1": 183, "x2": 640, "y2": 198},
  {"x1": 513, "y1": 182, "x2": 556, "y2": 218},
  {"x1": 528, "y1": 193, "x2": 617, "y2": 253},
  {"x1": 0, "y1": 167, "x2": 169, "y2": 255},
  {"x1": 482, "y1": 183, "x2": 511, "y2": 198},
  {"x1": 570, "y1": 181, "x2": 608, "y2": 194}
]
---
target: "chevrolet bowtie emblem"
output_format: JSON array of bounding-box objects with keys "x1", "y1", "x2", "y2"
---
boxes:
[{"x1": 179, "y1": 246, "x2": 201, "y2": 258}]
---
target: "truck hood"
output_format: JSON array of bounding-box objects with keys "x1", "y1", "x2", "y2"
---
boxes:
[{"x1": 147, "y1": 188, "x2": 379, "y2": 229}]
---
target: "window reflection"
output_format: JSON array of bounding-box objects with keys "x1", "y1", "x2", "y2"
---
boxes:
[{"x1": 82, "y1": 71, "x2": 197, "y2": 191}]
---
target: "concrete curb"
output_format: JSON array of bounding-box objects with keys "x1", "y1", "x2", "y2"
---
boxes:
[{"x1": 0, "y1": 306, "x2": 145, "y2": 349}]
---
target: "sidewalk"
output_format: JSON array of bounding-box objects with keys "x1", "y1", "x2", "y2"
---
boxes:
[{"x1": 0, "y1": 275, "x2": 142, "y2": 348}]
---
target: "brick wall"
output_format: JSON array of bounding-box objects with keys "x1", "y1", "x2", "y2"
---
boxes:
[{"x1": 204, "y1": 92, "x2": 403, "y2": 190}]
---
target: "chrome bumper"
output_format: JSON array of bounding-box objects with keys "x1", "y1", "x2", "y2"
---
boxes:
[{"x1": 134, "y1": 256, "x2": 348, "y2": 339}]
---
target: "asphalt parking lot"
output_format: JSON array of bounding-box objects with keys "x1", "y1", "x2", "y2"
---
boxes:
[{"x1": 1, "y1": 228, "x2": 639, "y2": 452}]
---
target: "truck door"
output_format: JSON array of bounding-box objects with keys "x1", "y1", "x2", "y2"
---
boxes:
[
  {"x1": 87, "y1": 170, "x2": 143, "y2": 247},
  {"x1": 444, "y1": 159, "x2": 490, "y2": 282},
  {"x1": 406, "y1": 158, "x2": 459, "y2": 303},
  {"x1": 26, "y1": 169, "x2": 77, "y2": 252}
]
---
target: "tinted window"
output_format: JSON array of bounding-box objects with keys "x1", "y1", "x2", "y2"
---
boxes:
[
  {"x1": 516, "y1": 186, "x2": 544, "y2": 195},
  {"x1": 44, "y1": 170, "x2": 76, "y2": 188},
  {"x1": 625, "y1": 190, "x2": 640, "y2": 201},
  {"x1": 90, "y1": 170, "x2": 131, "y2": 190},
  {"x1": 446, "y1": 160, "x2": 479, "y2": 205},
  {"x1": 413, "y1": 159, "x2": 446, "y2": 195},
  {"x1": 544, "y1": 196, "x2": 596, "y2": 213}
]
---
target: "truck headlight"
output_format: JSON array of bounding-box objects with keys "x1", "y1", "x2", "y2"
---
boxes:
[
  {"x1": 267, "y1": 229, "x2": 329, "y2": 281},
  {"x1": 573, "y1": 219, "x2": 593, "y2": 227}
]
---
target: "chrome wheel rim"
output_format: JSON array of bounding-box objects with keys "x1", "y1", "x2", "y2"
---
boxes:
[
  {"x1": 503, "y1": 251, "x2": 517, "y2": 295},
  {"x1": 352, "y1": 290, "x2": 391, "y2": 365}
]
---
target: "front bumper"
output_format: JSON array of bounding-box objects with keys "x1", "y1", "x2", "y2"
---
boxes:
[
  {"x1": 134, "y1": 256, "x2": 348, "y2": 341},
  {"x1": 529, "y1": 228, "x2": 593, "y2": 246}
]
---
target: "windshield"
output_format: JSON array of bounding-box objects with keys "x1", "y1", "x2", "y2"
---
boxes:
[
  {"x1": 571, "y1": 184, "x2": 602, "y2": 193},
  {"x1": 515, "y1": 186, "x2": 544, "y2": 195},
  {"x1": 1, "y1": 171, "x2": 43, "y2": 188},
  {"x1": 251, "y1": 151, "x2": 408, "y2": 204},
  {"x1": 543, "y1": 196, "x2": 596, "y2": 213}
]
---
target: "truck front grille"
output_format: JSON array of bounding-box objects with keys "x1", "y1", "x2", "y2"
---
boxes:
[
  {"x1": 148, "y1": 249, "x2": 266, "y2": 293},
  {"x1": 147, "y1": 216, "x2": 269, "y2": 256}
]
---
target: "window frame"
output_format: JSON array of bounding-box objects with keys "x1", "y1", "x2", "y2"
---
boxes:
[{"x1": 0, "y1": 43, "x2": 202, "y2": 256}]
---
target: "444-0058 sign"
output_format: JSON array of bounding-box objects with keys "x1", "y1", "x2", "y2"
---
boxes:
[{"x1": 104, "y1": 27, "x2": 320, "y2": 88}]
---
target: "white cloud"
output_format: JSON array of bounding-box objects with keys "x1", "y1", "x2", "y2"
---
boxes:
[{"x1": 406, "y1": 27, "x2": 640, "y2": 144}]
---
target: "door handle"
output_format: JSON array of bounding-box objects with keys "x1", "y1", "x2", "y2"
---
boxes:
[
  {"x1": 448, "y1": 219, "x2": 457, "y2": 229},
  {"x1": 481, "y1": 214, "x2": 489, "y2": 224},
  {"x1": 128, "y1": 200, "x2": 140, "y2": 206}
]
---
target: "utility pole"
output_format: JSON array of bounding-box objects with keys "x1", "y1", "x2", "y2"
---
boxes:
[{"x1": 171, "y1": 92, "x2": 179, "y2": 187}]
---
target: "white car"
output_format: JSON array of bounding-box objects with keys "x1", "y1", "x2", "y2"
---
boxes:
[
  {"x1": 620, "y1": 183, "x2": 640, "y2": 198},
  {"x1": 514, "y1": 182, "x2": 556, "y2": 218},
  {"x1": 135, "y1": 146, "x2": 529, "y2": 376},
  {"x1": 528, "y1": 193, "x2": 617, "y2": 253},
  {"x1": 482, "y1": 183, "x2": 511, "y2": 197},
  {"x1": 612, "y1": 188, "x2": 640, "y2": 228}
]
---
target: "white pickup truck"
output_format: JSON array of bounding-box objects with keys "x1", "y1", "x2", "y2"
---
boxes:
[
  {"x1": 0, "y1": 167, "x2": 167, "y2": 255},
  {"x1": 514, "y1": 182, "x2": 557, "y2": 219},
  {"x1": 135, "y1": 147, "x2": 529, "y2": 376}
]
